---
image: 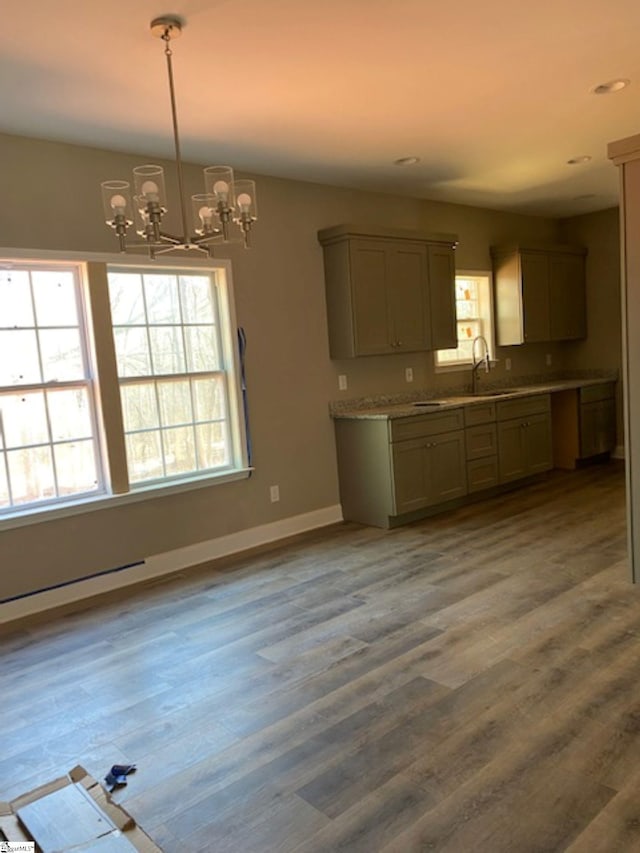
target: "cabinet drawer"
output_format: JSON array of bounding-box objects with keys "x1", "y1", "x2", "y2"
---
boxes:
[
  {"x1": 390, "y1": 409, "x2": 464, "y2": 442},
  {"x1": 464, "y1": 402, "x2": 496, "y2": 426},
  {"x1": 466, "y1": 424, "x2": 498, "y2": 460},
  {"x1": 496, "y1": 394, "x2": 550, "y2": 422},
  {"x1": 467, "y1": 457, "x2": 498, "y2": 493},
  {"x1": 580, "y1": 382, "x2": 615, "y2": 404}
]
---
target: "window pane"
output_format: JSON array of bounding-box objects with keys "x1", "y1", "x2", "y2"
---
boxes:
[
  {"x1": 0, "y1": 453, "x2": 8, "y2": 506},
  {"x1": 120, "y1": 383, "x2": 159, "y2": 431},
  {"x1": 164, "y1": 425, "x2": 196, "y2": 476},
  {"x1": 54, "y1": 440, "x2": 98, "y2": 496},
  {"x1": 193, "y1": 377, "x2": 226, "y2": 421},
  {"x1": 8, "y1": 445, "x2": 55, "y2": 504},
  {"x1": 0, "y1": 330, "x2": 41, "y2": 385},
  {"x1": 47, "y1": 388, "x2": 93, "y2": 441},
  {"x1": 456, "y1": 299, "x2": 478, "y2": 320},
  {"x1": 457, "y1": 321, "x2": 481, "y2": 343},
  {"x1": 457, "y1": 339, "x2": 474, "y2": 361},
  {"x1": 0, "y1": 271, "x2": 33, "y2": 327},
  {"x1": 32, "y1": 271, "x2": 78, "y2": 327},
  {"x1": 114, "y1": 327, "x2": 152, "y2": 376},
  {"x1": 149, "y1": 327, "x2": 185, "y2": 375},
  {"x1": 107, "y1": 265, "x2": 242, "y2": 487},
  {"x1": 108, "y1": 273, "x2": 146, "y2": 325},
  {"x1": 455, "y1": 278, "x2": 478, "y2": 301},
  {"x1": 40, "y1": 329, "x2": 84, "y2": 382},
  {"x1": 2, "y1": 392, "x2": 49, "y2": 448},
  {"x1": 180, "y1": 275, "x2": 215, "y2": 324},
  {"x1": 158, "y1": 380, "x2": 192, "y2": 427},
  {"x1": 0, "y1": 262, "x2": 101, "y2": 514},
  {"x1": 185, "y1": 326, "x2": 219, "y2": 372},
  {"x1": 126, "y1": 431, "x2": 164, "y2": 482},
  {"x1": 196, "y1": 422, "x2": 228, "y2": 469},
  {"x1": 144, "y1": 275, "x2": 181, "y2": 324}
]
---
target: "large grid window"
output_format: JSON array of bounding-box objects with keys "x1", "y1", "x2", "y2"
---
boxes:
[
  {"x1": 108, "y1": 268, "x2": 231, "y2": 485},
  {"x1": 0, "y1": 255, "x2": 247, "y2": 519},
  {"x1": 435, "y1": 273, "x2": 494, "y2": 368},
  {"x1": 0, "y1": 265, "x2": 102, "y2": 511}
]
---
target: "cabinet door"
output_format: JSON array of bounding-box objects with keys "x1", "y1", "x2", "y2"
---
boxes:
[
  {"x1": 525, "y1": 412, "x2": 553, "y2": 474},
  {"x1": 428, "y1": 430, "x2": 467, "y2": 503},
  {"x1": 391, "y1": 438, "x2": 430, "y2": 514},
  {"x1": 349, "y1": 240, "x2": 392, "y2": 355},
  {"x1": 427, "y1": 244, "x2": 456, "y2": 350},
  {"x1": 388, "y1": 243, "x2": 430, "y2": 352},
  {"x1": 520, "y1": 252, "x2": 551, "y2": 342},
  {"x1": 580, "y1": 399, "x2": 616, "y2": 457},
  {"x1": 549, "y1": 253, "x2": 586, "y2": 341},
  {"x1": 497, "y1": 419, "x2": 528, "y2": 483}
]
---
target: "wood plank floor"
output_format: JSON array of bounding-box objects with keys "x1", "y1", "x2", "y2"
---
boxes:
[{"x1": 2, "y1": 462, "x2": 639, "y2": 852}]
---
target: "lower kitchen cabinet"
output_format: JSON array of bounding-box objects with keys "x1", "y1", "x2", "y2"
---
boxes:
[
  {"x1": 552, "y1": 383, "x2": 616, "y2": 468},
  {"x1": 334, "y1": 409, "x2": 466, "y2": 528},
  {"x1": 496, "y1": 395, "x2": 553, "y2": 484},
  {"x1": 334, "y1": 382, "x2": 612, "y2": 529},
  {"x1": 464, "y1": 402, "x2": 498, "y2": 493},
  {"x1": 391, "y1": 429, "x2": 466, "y2": 514}
]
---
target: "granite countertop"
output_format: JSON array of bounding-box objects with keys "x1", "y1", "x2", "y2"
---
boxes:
[{"x1": 330, "y1": 372, "x2": 618, "y2": 420}]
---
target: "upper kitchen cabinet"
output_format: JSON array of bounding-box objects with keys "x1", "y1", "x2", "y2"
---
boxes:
[
  {"x1": 318, "y1": 225, "x2": 458, "y2": 358},
  {"x1": 491, "y1": 244, "x2": 587, "y2": 346}
]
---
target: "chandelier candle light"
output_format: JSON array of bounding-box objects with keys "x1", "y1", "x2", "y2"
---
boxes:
[{"x1": 101, "y1": 16, "x2": 257, "y2": 258}]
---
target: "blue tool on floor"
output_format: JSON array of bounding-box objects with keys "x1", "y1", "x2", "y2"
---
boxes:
[{"x1": 104, "y1": 763, "x2": 137, "y2": 791}]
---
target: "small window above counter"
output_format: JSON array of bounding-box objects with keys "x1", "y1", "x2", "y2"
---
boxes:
[{"x1": 318, "y1": 224, "x2": 458, "y2": 358}]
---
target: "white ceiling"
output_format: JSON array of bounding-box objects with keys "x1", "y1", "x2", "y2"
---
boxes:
[{"x1": 3, "y1": 0, "x2": 640, "y2": 218}]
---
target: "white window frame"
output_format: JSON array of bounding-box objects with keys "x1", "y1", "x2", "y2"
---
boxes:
[
  {"x1": 108, "y1": 264, "x2": 243, "y2": 488},
  {"x1": 0, "y1": 248, "x2": 250, "y2": 530},
  {"x1": 0, "y1": 260, "x2": 106, "y2": 512},
  {"x1": 435, "y1": 271, "x2": 495, "y2": 371}
]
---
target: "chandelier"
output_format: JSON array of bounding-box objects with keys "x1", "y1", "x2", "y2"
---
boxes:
[{"x1": 100, "y1": 16, "x2": 257, "y2": 258}]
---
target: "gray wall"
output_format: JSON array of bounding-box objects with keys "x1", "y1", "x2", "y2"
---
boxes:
[{"x1": 0, "y1": 131, "x2": 618, "y2": 601}]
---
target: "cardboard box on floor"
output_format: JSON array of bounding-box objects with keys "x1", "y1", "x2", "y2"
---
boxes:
[{"x1": 0, "y1": 766, "x2": 161, "y2": 852}]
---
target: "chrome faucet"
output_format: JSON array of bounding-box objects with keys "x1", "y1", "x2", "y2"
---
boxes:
[{"x1": 471, "y1": 335, "x2": 491, "y2": 394}]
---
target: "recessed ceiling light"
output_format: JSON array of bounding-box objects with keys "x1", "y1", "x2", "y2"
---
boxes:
[
  {"x1": 593, "y1": 78, "x2": 630, "y2": 95},
  {"x1": 393, "y1": 156, "x2": 420, "y2": 166},
  {"x1": 567, "y1": 155, "x2": 592, "y2": 165}
]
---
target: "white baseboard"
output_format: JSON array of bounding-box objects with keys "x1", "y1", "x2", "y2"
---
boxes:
[
  {"x1": 0, "y1": 504, "x2": 343, "y2": 626},
  {"x1": 613, "y1": 444, "x2": 625, "y2": 460}
]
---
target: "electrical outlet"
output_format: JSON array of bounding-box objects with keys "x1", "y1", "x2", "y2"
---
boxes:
[
  {"x1": 505, "y1": 358, "x2": 512, "y2": 371},
  {"x1": 405, "y1": 367, "x2": 414, "y2": 383},
  {"x1": 270, "y1": 485, "x2": 280, "y2": 503},
  {"x1": 338, "y1": 374, "x2": 348, "y2": 391},
  {"x1": 546, "y1": 353, "x2": 552, "y2": 367}
]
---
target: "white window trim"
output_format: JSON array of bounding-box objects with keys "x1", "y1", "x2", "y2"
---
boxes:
[
  {"x1": 434, "y1": 269, "x2": 496, "y2": 373},
  {"x1": 0, "y1": 246, "x2": 251, "y2": 526}
]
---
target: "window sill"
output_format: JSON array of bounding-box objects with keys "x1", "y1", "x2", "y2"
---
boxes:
[
  {"x1": 434, "y1": 362, "x2": 473, "y2": 374},
  {"x1": 0, "y1": 467, "x2": 253, "y2": 532}
]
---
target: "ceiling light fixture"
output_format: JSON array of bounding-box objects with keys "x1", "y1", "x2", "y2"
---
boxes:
[
  {"x1": 593, "y1": 78, "x2": 630, "y2": 95},
  {"x1": 101, "y1": 16, "x2": 257, "y2": 258},
  {"x1": 567, "y1": 155, "x2": 592, "y2": 165},
  {"x1": 393, "y1": 156, "x2": 421, "y2": 166}
]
